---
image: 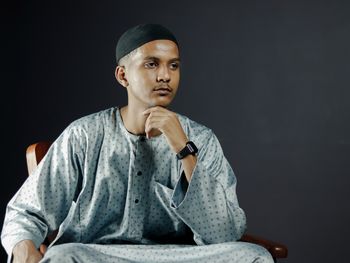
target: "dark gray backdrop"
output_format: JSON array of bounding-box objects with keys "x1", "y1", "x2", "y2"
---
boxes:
[{"x1": 3, "y1": 0, "x2": 350, "y2": 262}]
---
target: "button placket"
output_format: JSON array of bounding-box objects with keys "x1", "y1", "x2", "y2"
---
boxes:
[
  {"x1": 127, "y1": 137, "x2": 148, "y2": 239},
  {"x1": 133, "y1": 139, "x2": 145, "y2": 204}
]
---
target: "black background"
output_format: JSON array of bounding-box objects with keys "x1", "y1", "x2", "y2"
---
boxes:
[{"x1": 2, "y1": 1, "x2": 350, "y2": 262}]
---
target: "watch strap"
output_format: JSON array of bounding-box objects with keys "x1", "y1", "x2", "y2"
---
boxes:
[{"x1": 176, "y1": 141, "x2": 198, "y2": 160}]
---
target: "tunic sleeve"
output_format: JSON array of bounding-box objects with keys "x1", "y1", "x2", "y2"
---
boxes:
[
  {"x1": 1, "y1": 125, "x2": 84, "y2": 257},
  {"x1": 170, "y1": 130, "x2": 247, "y2": 245}
]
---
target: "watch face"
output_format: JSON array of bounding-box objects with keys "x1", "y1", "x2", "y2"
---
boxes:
[{"x1": 187, "y1": 141, "x2": 198, "y2": 153}]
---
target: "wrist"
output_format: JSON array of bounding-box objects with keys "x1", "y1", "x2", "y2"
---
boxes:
[
  {"x1": 176, "y1": 141, "x2": 198, "y2": 160},
  {"x1": 173, "y1": 137, "x2": 188, "y2": 153},
  {"x1": 13, "y1": 239, "x2": 36, "y2": 256}
]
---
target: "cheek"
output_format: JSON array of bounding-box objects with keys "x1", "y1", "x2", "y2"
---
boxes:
[
  {"x1": 131, "y1": 70, "x2": 155, "y2": 86},
  {"x1": 144, "y1": 70, "x2": 157, "y2": 82},
  {"x1": 172, "y1": 72, "x2": 180, "y2": 84}
]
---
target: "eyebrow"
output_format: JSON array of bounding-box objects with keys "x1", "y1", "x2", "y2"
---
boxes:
[{"x1": 143, "y1": 56, "x2": 181, "y2": 62}]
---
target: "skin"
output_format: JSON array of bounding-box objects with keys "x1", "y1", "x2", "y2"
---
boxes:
[
  {"x1": 115, "y1": 39, "x2": 197, "y2": 183},
  {"x1": 12, "y1": 240, "x2": 46, "y2": 263},
  {"x1": 12, "y1": 39, "x2": 197, "y2": 263}
]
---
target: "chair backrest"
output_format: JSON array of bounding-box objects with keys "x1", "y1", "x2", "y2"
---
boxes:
[
  {"x1": 25, "y1": 141, "x2": 57, "y2": 245},
  {"x1": 26, "y1": 141, "x2": 52, "y2": 175}
]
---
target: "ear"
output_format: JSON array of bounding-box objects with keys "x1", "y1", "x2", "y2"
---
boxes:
[{"x1": 115, "y1": 65, "x2": 129, "y2": 87}]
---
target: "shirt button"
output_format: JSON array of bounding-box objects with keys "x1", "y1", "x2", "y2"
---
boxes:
[
  {"x1": 137, "y1": 171, "x2": 142, "y2": 176},
  {"x1": 135, "y1": 199, "x2": 139, "y2": 203}
]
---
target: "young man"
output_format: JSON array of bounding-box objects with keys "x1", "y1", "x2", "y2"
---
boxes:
[{"x1": 2, "y1": 24, "x2": 274, "y2": 263}]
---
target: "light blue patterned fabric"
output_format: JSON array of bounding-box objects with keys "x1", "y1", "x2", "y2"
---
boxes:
[{"x1": 1, "y1": 106, "x2": 273, "y2": 262}]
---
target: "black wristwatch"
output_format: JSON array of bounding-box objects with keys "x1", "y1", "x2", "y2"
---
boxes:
[{"x1": 176, "y1": 141, "x2": 198, "y2": 160}]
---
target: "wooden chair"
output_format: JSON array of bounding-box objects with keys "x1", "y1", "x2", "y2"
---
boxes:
[{"x1": 26, "y1": 141, "x2": 288, "y2": 262}]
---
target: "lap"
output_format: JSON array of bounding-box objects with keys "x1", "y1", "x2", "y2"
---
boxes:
[{"x1": 41, "y1": 241, "x2": 274, "y2": 263}]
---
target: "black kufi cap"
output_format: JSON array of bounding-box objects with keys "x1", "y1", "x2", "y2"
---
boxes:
[{"x1": 116, "y1": 24, "x2": 178, "y2": 63}]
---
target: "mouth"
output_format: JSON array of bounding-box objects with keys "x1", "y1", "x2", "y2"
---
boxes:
[{"x1": 153, "y1": 85, "x2": 172, "y2": 95}]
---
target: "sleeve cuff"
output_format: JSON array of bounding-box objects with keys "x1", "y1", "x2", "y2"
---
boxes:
[
  {"x1": 171, "y1": 169, "x2": 189, "y2": 208},
  {"x1": 170, "y1": 159, "x2": 203, "y2": 209}
]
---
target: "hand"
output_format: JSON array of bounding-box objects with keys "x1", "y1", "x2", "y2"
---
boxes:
[
  {"x1": 143, "y1": 106, "x2": 198, "y2": 182},
  {"x1": 142, "y1": 106, "x2": 188, "y2": 153},
  {"x1": 12, "y1": 240, "x2": 44, "y2": 263}
]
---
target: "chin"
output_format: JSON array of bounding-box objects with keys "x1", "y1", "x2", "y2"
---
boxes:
[
  {"x1": 148, "y1": 102, "x2": 169, "y2": 108},
  {"x1": 149, "y1": 97, "x2": 173, "y2": 108}
]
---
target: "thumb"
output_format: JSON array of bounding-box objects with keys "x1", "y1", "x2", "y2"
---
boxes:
[
  {"x1": 39, "y1": 244, "x2": 48, "y2": 255},
  {"x1": 146, "y1": 128, "x2": 160, "y2": 139}
]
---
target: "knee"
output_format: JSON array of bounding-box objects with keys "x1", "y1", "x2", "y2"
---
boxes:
[
  {"x1": 252, "y1": 245, "x2": 275, "y2": 263},
  {"x1": 217, "y1": 241, "x2": 275, "y2": 263},
  {"x1": 41, "y1": 243, "x2": 84, "y2": 263}
]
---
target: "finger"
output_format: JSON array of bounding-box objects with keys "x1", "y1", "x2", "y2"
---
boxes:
[
  {"x1": 142, "y1": 107, "x2": 157, "y2": 115},
  {"x1": 145, "y1": 121, "x2": 160, "y2": 134},
  {"x1": 145, "y1": 118, "x2": 165, "y2": 132},
  {"x1": 145, "y1": 128, "x2": 159, "y2": 139},
  {"x1": 145, "y1": 115, "x2": 165, "y2": 130},
  {"x1": 146, "y1": 128, "x2": 160, "y2": 139},
  {"x1": 144, "y1": 112, "x2": 167, "y2": 118},
  {"x1": 145, "y1": 119, "x2": 164, "y2": 139},
  {"x1": 146, "y1": 115, "x2": 167, "y2": 123},
  {"x1": 142, "y1": 106, "x2": 169, "y2": 115}
]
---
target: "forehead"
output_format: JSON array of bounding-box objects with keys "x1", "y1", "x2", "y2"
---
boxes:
[{"x1": 132, "y1": 39, "x2": 179, "y2": 61}]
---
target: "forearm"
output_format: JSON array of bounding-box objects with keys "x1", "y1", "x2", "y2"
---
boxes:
[
  {"x1": 171, "y1": 160, "x2": 246, "y2": 244},
  {"x1": 13, "y1": 239, "x2": 36, "y2": 255},
  {"x1": 12, "y1": 239, "x2": 43, "y2": 263},
  {"x1": 1, "y1": 197, "x2": 48, "y2": 257},
  {"x1": 180, "y1": 154, "x2": 197, "y2": 182}
]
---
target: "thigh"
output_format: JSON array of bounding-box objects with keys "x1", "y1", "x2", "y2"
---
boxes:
[
  {"x1": 40, "y1": 242, "x2": 273, "y2": 263},
  {"x1": 217, "y1": 241, "x2": 274, "y2": 263},
  {"x1": 40, "y1": 243, "x2": 130, "y2": 263},
  {"x1": 83, "y1": 241, "x2": 274, "y2": 263}
]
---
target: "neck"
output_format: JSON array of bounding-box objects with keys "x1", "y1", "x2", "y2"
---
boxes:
[{"x1": 120, "y1": 104, "x2": 162, "y2": 136}]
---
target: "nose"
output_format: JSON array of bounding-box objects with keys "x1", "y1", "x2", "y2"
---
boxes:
[{"x1": 156, "y1": 64, "x2": 170, "y2": 83}]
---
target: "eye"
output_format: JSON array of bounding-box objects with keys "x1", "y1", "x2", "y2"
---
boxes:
[
  {"x1": 170, "y1": 62, "x2": 179, "y2": 70},
  {"x1": 145, "y1": 61, "x2": 158, "y2": 68}
]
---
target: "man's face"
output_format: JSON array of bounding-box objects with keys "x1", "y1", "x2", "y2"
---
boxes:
[{"x1": 119, "y1": 39, "x2": 180, "y2": 108}]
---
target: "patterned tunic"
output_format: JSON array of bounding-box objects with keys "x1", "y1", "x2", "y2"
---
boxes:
[{"x1": 1, "y1": 106, "x2": 272, "y2": 262}]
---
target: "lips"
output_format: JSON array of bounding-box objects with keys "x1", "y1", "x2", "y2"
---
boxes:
[
  {"x1": 154, "y1": 89, "x2": 171, "y2": 95},
  {"x1": 154, "y1": 85, "x2": 172, "y2": 92}
]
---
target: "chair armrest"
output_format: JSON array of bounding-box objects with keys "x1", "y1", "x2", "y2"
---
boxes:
[{"x1": 240, "y1": 233, "x2": 288, "y2": 259}]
